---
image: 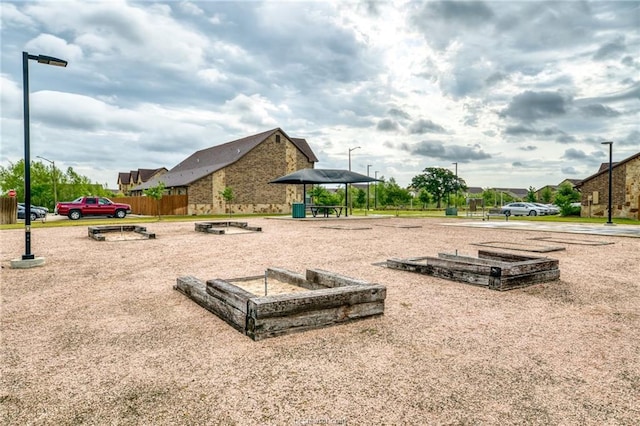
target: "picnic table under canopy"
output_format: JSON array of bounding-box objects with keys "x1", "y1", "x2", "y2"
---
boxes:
[{"x1": 269, "y1": 168, "x2": 380, "y2": 217}]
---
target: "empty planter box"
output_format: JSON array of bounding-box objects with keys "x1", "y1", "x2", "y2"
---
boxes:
[
  {"x1": 386, "y1": 250, "x2": 559, "y2": 291},
  {"x1": 175, "y1": 268, "x2": 386, "y2": 340}
]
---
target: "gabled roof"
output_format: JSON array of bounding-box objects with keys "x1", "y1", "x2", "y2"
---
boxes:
[
  {"x1": 134, "y1": 128, "x2": 317, "y2": 190},
  {"x1": 598, "y1": 162, "x2": 619, "y2": 173},
  {"x1": 495, "y1": 187, "x2": 529, "y2": 198},
  {"x1": 466, "y1": 187, "x2": 484, "y2": 195},
  {"x1": 118, "y1": 172, "x2": 130, "y2": 185},
  {"x1": 578, "y1": 151, "x2": 640, "y2": 187},
  {"x1": 138, "y1": 167, "x2": 167, "y2": 182}
]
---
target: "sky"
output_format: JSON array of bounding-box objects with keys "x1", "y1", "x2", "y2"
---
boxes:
[{"x1": 1, "y1": 0, "x2": 638, "y2": 191}]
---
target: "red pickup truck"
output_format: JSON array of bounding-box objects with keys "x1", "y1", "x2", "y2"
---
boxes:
[{"x1": 55, "y1": 197, "x2": 132, "y2": 220}]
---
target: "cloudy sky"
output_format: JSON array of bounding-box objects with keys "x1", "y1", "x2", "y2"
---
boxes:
[{"x1": 1, "y1": 1, "x2": 638, "y2": 190}]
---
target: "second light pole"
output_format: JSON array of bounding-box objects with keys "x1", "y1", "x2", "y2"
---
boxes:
[
  {"x1": 601, "y1": 141, "x2": 614, "y2": 225},
  {"x1": 37, "y1": 155, "x2": 57, "y2": 209},
  {"x1": 348, "y1": 146, "x2": 360, "y2": 216}
]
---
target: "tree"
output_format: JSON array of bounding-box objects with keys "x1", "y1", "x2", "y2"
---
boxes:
[
  {"x1": 309, "y1": 186, "x2": 341, "y2": 206},
  {"x1": 418, "y1": 189, "x2": 431, "y2": 209},
  {"x1": 355, "y1": 188, "x2": 366, "y2": 208},
  {"x1": 526, "y1": 186, "x2": 537, "y2": 202},
  {"x1": 411, "y1": 167, "x2": 467, "y2": 208},
  {"x1": 541, "y1": 186, "x2": 554, "y2": 203},
  {"x1": 143, "y1": 182, "x2": 166, "y2": 219},
  {"x1": 554, "y1": 183, "x2": 581, "y2": 216},
  {"x1": 381, "y1": 178, "x2": 412, "y2": 215},
  {"x1": 0, "y1": 160, "x2": 111, "y2": 210},
  {"x1": 220, "y1": 186, "x2": 234, "y2": 217}
]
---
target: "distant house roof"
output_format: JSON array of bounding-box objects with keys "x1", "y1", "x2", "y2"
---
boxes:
[
  {"x1": 577, "y1": 151, "x2": 640, "y2": 187},
  {"x1": 466, "y1": 187, "x2": 484, "y2": 195},
  {"x1": 118, "y1": 167, "x2": 166, "y2": 186},
  {"x1": 495, "y1": 187, "x2": 529, "y2": 199},
  {"x1": 134, "y1": 128, "x2": 317, "y2": 190}
]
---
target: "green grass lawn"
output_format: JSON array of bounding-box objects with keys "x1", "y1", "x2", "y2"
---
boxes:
[{"x1": 1, "y1": 209, "x2": 638, "y2": 231}]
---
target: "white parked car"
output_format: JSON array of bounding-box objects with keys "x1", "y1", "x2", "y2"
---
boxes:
[
  {"x1": 500, "y1": 202, "x2": 548, "y2": 216},
  {"x1": 535, "y1": 203, "x2": 559, "y2": 215}
]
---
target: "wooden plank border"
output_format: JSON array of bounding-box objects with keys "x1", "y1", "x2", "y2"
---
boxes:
[{"x1": 175, "y1": 268, "x2": 386, "y2": 340}]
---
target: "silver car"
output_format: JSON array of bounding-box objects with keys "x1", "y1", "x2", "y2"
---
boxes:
[
  {"x1": 534, "y1": 203, "x2": 559, "y2": 215},
  {"x1": 500, "y1": 202, "x2": 547, "y2": 216}
]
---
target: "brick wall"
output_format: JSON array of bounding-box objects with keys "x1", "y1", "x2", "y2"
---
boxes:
[
  {"x1": 188, "y1": 130, "x2": 313, "y2": 215},
  {"x1": 580, "y1": 156, "x2": 639, "y2": 219}
]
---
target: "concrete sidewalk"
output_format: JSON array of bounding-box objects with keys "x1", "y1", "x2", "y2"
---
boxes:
[{"x1": 442, "y1": 220, "x2": 640, "y2": 238}]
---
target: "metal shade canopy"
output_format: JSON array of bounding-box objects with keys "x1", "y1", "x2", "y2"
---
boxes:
[
  {"x1": 270, "y1": 168, "x2": 380, "y2": 184},
  {"x1": 270, "y1": 169, "x2": 380, "y2": 217}
]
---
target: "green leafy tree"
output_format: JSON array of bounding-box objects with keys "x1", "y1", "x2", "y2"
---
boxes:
[
  {"x1": 355, "y1": 188, "x2": 366, "y2": 208},
  {"x1": 411, "y1": 167, "x2": 467, "y2": 208},
  {"x1": 310, "y1": 186, "x2": 341, "y2": 206},
  {"x1": 554, "y1": 183, "x2": 581, "y2": 216},
  {"x1": 143, "y1": 181, "x2": 166, "y2": 219},
  {"x1": 541, "y1": 186, "x2": 554, "y2": 203},
  {"x1": 379, "y1": 178, "x2": 412, "y2": 215},
  {"x1": 0, "y1": 160, "x2": 110, "y2": 210},
  {"x1": 418, "y1": 189, "x2": 432, "y2": 209},
  {"x1": 526, "y1": 186, "x2": 537, "y2": 202},
  {"x1": 220, "y1": 186, "x2": 234, "y2": 217}
]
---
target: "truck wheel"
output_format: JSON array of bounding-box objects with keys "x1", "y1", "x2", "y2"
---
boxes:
[
  {"x1": 115, "y1": 210, "x2": 126, "y2": 219},
  {"x1": 69, "y1": 210, "x2": 81, "y2": 220}
]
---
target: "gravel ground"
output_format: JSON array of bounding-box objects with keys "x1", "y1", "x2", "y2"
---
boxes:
[{"x1": 1, "y1": 217, "x2": 639, "y2": 425}]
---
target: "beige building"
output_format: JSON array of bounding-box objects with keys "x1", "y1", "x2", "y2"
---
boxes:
[
  {"x1": 133, "y1": 128, "x2": 317, "y2": 215},
  {"x1": 576, "y1": 152, "x2": 640, "y2": 220}
]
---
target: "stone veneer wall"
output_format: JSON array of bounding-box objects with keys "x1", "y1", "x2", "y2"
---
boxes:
[
  {"x1": 580, "y1": 157, "x2": 639, "y2": 219},
  {"x1": 188, "y1": 130, "x2": 313, "y2": 215}
]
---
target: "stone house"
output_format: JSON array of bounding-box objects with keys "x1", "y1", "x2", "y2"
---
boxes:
[
  {"x1": 117, "y1": 168, "x2": 167, "y2": 195},
  {"x1": 576, "y1": 151, "x2": 640, "y2": 219},
  {"x1": 133, "y1": 128, "x2": 318, "y2": 215},
  {"x1": 535, "y1": 179, "x2": 582, "y2": 202}
]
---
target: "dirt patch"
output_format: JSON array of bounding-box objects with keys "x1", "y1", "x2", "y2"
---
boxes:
[{"x1": 1, "y1": 217, "x2": 639, "y2": 425}]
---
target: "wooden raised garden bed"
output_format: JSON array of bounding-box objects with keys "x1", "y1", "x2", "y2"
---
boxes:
[
  {"x1": 194, "y1": 221, "x2": 262, "y2": 234},
  {"x1": 175, "y1": 268, "x2": 386, "y2": 340},
  {"x1": 88, "y1": 225, "x2": 155, "y2": 241},
  {"x1": 386, "y1": 250, "x2": 559, "y2": 291}
]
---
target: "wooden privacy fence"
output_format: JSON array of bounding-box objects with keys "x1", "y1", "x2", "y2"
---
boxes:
[
  {"x1": 0, "y1": 197, "x2": 18, "y2": 224},
  {"x1": 111, "y1": 195, "x2": 188, "y2": 216}
]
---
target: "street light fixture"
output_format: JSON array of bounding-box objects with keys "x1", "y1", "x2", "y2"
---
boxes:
[
  {"x1": 366, "y1": 164, "x2": 372, "y2": 213},
  {"x1": 347, "y1": 146, "x2": 361, "y2": 216},
  {"x1": 15, "y1": 51, "x2": 67, "y2": 268},
  {"x1": 36, "y1": 155, "x2": 57, "y2": 208},
  {"x1": 601, "y1": 141, "x2": 614, "y2": 225},
  {"x1": 452, "y1": 162, "x2": 458, "y2": 208},
  {"x1": 374, "y1": 170, "x2": 379, "y2": 209}
]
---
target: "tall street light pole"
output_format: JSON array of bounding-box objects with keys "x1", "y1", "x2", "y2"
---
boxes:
[
  {"x1": 374, "y1": 170, "x2": 379, "y2": 209},
  {"x1": 366, "y1": 164, "x2": 372, "y2": 213},
  {"x1": 36, "y1": 155, "x2": 57, "y2": 209},
  {"x1": 452, "y1": 162, "x2": 458, "y2": 208},
  {"x1": 14, "y1": 52, "x2": 67, "y2": 269},
  {"x1": 348, "y1": 146, "x2": 360, "y2": 216},
  {"x1": 601, "y1": 141, "x2": 614, "y2": 225}
]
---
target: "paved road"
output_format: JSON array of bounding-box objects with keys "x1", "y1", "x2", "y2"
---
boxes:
[{"x1": 443, "y1": 220, "x2": 640, "y2": 238}]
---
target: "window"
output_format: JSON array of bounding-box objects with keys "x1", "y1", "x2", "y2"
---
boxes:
[{"x1": 275, "y1": 134, "x2": 281, "y2": 143}]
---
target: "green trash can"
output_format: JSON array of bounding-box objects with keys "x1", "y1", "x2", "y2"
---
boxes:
[
  {"x1": 292, "y1": 203, "x2": 306, "y2": 218},
  {"x1": 445, "y1": 207, "x2": 458, "y2": 216}
]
